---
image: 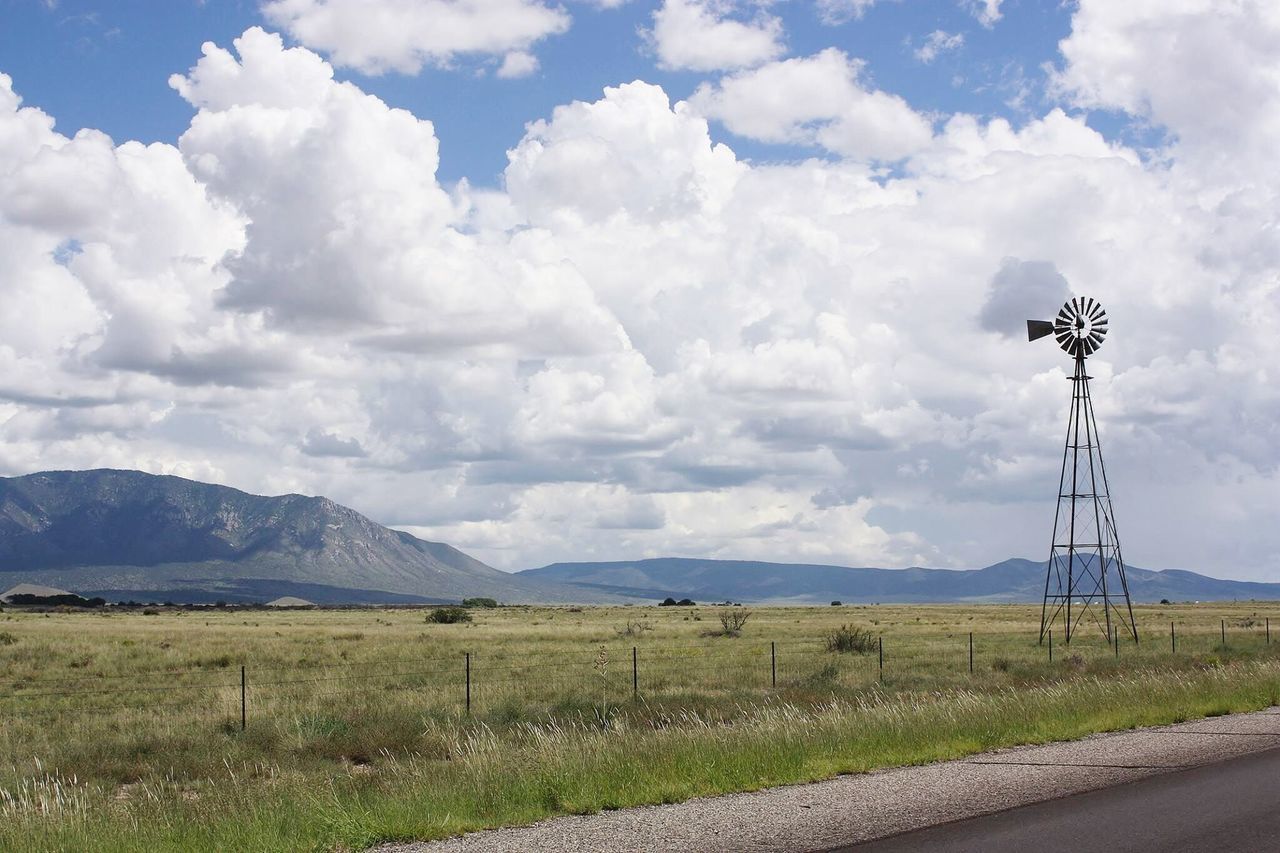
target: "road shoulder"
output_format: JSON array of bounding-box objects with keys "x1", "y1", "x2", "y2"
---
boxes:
[{"x1": 380, "y1": 707, "x2": 1280, "y2": 853}]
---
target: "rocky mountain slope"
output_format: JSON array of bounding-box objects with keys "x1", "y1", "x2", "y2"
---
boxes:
[{"x1": 0, "y1": 470, "x2": 610, "y2": 604}]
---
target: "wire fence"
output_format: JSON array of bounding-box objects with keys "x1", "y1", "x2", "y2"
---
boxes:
[{"x1": 0, "y1": 617, "x2": 1276, "y2": 728}]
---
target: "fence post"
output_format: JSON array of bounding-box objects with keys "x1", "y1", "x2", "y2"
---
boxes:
[
  {"x1": 969, "y1": 632, "x2": 973, "y2": 674},
  {"x1": 1115, "y1": 630, "x2": 1119, "y2": 659},
  {"x1": 1268, "y1": 618, "x2": 1271, "y2": 645},
  {"x1": 465, "y1": 651, "x2": 471, "y2": 715},
  {"x1": 632, "y1": 646, "x2": 638, "y2": 698},
  {"x1": 1171, "y1": 621, "x2": 1176, "y2": 654},
  {"x1": 1048, "y1": 629, "x2": 1053, "y2": 663},
  {"x1": 878, "y1": 636, "x2": 883, "y2": 682},
  {"x1": 240, "y1": 665, "x2": 246, "y2": 731},
  {"x1": 1222, "y1": 619, "x2": 1227, "y2": 647},
  {"x1": 771, "y1": 641, "x2": 776, "y2": 688}
]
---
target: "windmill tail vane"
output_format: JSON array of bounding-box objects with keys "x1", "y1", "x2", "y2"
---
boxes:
[{"x1": 1027, "y1": 297, "x2": 1136, "y2": 645}]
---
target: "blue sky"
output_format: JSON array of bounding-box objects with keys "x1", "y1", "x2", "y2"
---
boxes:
[{"x1": 4, "y1": 0, "x2": 1083, "y2": 185}]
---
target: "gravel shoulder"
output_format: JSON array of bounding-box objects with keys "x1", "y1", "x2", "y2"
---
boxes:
[{"x1": 378, "y1": 707, "x2": 1280, "y2": 853}]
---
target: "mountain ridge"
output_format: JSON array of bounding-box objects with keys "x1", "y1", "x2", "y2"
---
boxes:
[{"x1": 519, "y1": 556, "x2": 1280, "y2": 604}]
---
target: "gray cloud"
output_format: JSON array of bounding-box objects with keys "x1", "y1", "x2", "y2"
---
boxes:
[{"x1": 979, "y1": 258, "x2": 1071, "y2": 338}]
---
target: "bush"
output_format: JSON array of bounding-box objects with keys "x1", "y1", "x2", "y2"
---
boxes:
[
  {"x1": 660, "y1": 597, "x2": 678, "y2": 606},
  {"x1": 991, "y1": 657, "x2": 1012, "y2": 672},
  {"x1": 616, "y1": 619, "x2": 653, "y2": 637},
  {"x1": 660, "y1": 597, "x2": 697, "y2": 606},
  {"x1": 716, "y1": 608, "x2": 751, "y2": 636},
  {"x1": 826, "y1": 624, "x2": 876, "y2": 654},
  {"x1": 0, "y1": 631, "x2": 15, "y2": 646},
  {"x1": 427, "y1": 607, "x2": 472, "y2": 624},
  {"x1": 831, "y1": 600, "x2": 843, "y2": 606},
  {"x1": 462, "y1": 597, "x2": 498, "y2": 608}
]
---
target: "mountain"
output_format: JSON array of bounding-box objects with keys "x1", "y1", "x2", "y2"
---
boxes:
[
  {"x1": 0, "y1": 469, "x2": 612, "y2": 604},
  {"x1": 519, "y1": 557, "x2": 1280, "y2": 604}
]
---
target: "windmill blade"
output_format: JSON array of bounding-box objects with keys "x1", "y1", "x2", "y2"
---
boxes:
[
  {"x1": 1083, "y1": 297, "x2": 1094, "y2": 318},
  {"x1": 1089, "y1": 330, "x2": 1104, "y2": 347},
  {"x1": 1088, "y1": 301, "x2": 1105, "y2": 320},
  {"x1": 1027, "y1": 320, "x2": 1055, "y2": 341}
]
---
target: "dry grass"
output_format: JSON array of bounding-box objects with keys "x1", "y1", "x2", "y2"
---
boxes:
[{"x1": 0, "y1": 601, "x2": 1277, "y2": 850}]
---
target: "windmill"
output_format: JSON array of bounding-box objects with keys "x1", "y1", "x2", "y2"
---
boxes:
[{"x1": 1028, "y1": 297, "x2": 1136, "y2": 645}]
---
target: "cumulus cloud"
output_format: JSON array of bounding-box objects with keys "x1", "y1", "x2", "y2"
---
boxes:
[
  {"x1": 2, "y1": 10, "x2": 1279, "y2": 582},
  {"x1": 170, "y1": 28, "x2": 619, "y2": 357},
  {"x1": 496, "y1": 50, "x2": 539, "y2": 78},
  {"x1": 644, "y1": 0, "x2": 785, "y2": 72},
  {"x1": 1052, "y1": 0, "x2": 1280, "y2": 175},
  {"x1": 260, "y1": 0, "x2": 571, "y2": 74},
  {"x1": 688, "y1": 49, "x2": 934, "y2": 161}
]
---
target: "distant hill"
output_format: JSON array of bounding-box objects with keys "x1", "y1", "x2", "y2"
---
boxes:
[
  {"x1": 519, "y1": 557, "x2": 1280, "y2": 604},
  {"x1": 0, "y1": 469, "x2": 614, "y2": 604}
]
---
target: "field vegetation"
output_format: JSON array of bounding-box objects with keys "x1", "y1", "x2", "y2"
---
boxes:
[{"x1": 1, "y1": 601, "x2": 1279, "y2": 851}]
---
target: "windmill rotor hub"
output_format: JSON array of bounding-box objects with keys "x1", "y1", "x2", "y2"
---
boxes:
[{"x1": 1051, "y1": 297, "x2": 1108, "y2": 358}]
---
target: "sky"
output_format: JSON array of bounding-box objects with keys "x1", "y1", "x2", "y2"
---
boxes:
[{"x1": 0, "y1": 0, "x2": 1277, "y2": 580}]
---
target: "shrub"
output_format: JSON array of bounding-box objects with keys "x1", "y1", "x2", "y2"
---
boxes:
[
  {"x1": 803, "y1": 663, "x2": 841, "y2": 689},
  {"x1": 826, "y1": 624, "x2": 876, "y2": 654},
  {"x1": 616, "y1": 619, "x2": 653, "y2": 638},
  {"x1": 427, "y1": 607, "x2": 472, "y2": 624},
  {"x1": 462, "y1": 597, "x2": 498, "y2": 608},
  {"x1": 831, "y1": 600, "x2": 843, "y2": 606},
  {"x1": 716, "y1": 608, "x2": 751, "y2": 636},
  {"x1": 0, "y1": 631, "x2": 15, "y2": 645},
  {"x1": 991, "y1": 657, "x2": 1012, "y2": 672},
  {"x1": 1160, "y1": 598, "x2": 1171, "y2": 605},
  {"x1": 677, "y1": 598, "x2": 696, "y2": 606}
]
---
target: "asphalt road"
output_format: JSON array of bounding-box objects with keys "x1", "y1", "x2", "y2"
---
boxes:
[{"x1": 840, "y1": 746, "x2": 1280, "y2": 853}]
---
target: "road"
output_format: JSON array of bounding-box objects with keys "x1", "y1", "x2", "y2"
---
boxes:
[{"x1": 839, "y1": 746, "x2": 1280, "y2": 853}]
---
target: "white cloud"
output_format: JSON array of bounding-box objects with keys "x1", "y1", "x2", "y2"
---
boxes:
[
  {"x1": 915, "y1": 30, "x2": 963, "y2": 64},
  {"x1": 965, "y1": 0, "x2": 1002, "y2": 28},
  {"x1": 259, "y1": 0, "x2": 571, "y2": 74},
  {"x1": 815, "y1": 0, "x2": 878, "y2": 25},
  {"x1": 496, "y1": 50, "x2": 539, "y2": 78},
  {"x1": 2, "y1": 13, "x2": 1279, "y2": 583},
  {"x1": 644, "y1": 0, "x2": 785, "y2": 72},
  {"x1": 688, "y1": 49, "x2": 934, "y2": 161},
  {"x1": 1052, "y1": 0, "x2": 1280, "y2": 175}
]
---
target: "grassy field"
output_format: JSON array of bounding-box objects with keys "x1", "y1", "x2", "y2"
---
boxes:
[{"x1": 2, "y1": 601, "x2": 1279, "y2": 850}]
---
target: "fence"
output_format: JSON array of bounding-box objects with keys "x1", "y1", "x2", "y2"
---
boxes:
[{"x1": 1, "y1": 617, "x2": 1277, "y2": 729}]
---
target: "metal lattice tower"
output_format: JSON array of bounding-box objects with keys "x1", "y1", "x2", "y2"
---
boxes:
[{"x1": 1027, "y1": 298, "x2": 1136, "y2": 645}]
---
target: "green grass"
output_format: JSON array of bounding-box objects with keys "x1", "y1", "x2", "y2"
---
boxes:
[{"x1": 1, "y1": 602, "x2": 1278, "y2": 850}]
